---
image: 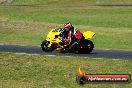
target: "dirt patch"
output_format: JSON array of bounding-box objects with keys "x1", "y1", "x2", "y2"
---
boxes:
[
  {"x1": 96, "y1": 4, "x2": 132, "y2": 6},
  {"x1": 0, "y1": 19, "x2": 59, "y2": 34},
  {"x1": 0, "y1": 0, "x2": 13, "y2": 2}
]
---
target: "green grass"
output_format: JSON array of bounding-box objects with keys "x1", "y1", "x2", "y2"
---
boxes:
[
  {"x1": 0, "y1": 6, "x2": 132, "y2": 28},
  {"x1": 0, "y1": 52, "x2": 132, "y2": 88},
  {"x1": 0, "y1": 1, "x2": 132, "y2": 88},
  {"x1": 0, "y1": 0, "x2": 132, "y2": 50},
  {"x1": 0, "y1": 19, "x2": 58, "y2": 45},
  {"x1": 0, "y1": 19, "x2": 132, "y2": 50},
  {"x1": 2, "y1": 0, "x2": 132, "y2": 5}
]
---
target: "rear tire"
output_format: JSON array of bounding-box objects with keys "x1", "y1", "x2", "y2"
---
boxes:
[
  {"x1": 75, "y1": 40, "x2": 94, "y2": 54},
  {"x1": 82, "y1": 40, "x2": 94, "y2": 53}
]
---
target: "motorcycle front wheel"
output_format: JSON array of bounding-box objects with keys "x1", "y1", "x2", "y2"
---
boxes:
[{"x1": 41, "y1": 40, "x2": 50, "y2": 52}]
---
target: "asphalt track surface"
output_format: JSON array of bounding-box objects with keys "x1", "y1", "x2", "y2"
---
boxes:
[{"x1": 0, "y1": 45, "x2": 132, "y2": 59}]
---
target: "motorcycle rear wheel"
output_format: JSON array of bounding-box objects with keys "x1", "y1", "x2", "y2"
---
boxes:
[
  {"x1": 74, "y1": 40, "x2": 94, "y2": 54},
  {"x1": 82, "y1": 40, "x2": 94, "y2": 53}
]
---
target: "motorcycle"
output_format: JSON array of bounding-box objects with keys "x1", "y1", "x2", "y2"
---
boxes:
[{"x1": 41, "y1": 28, "x2": 95, "y2": 53}]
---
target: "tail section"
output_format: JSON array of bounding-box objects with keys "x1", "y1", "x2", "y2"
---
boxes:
[{"x1": 83, "y1": 31, "x2": 95, "y2": 39}]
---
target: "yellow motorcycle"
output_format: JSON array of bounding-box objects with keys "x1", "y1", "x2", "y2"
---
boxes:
[{"x1": 41, "y1": 28, "x2": 95, "y2": 53}]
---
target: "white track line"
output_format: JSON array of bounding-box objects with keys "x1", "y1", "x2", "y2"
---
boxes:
[
  {"x1": 15, "y1": 53, "x2": 40, "y2": 55},
  {"x1": 45, "y1": 55, "x2": 56, "y2": 57},
  {"x1": 0, "y1": 43, "x2": 4, "y2": 45},
  {"x1": 14, "y1": 52, "x2": 121, "y2": 60}
]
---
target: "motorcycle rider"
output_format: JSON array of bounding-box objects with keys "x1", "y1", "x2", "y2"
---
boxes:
[{"x1": 60, "y1": 22, "x2": 84, "y2": 49}]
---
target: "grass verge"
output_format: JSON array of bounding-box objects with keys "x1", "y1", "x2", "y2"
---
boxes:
[{"x1": 0, "y1": 52, "x2": 132, "y2": 88}]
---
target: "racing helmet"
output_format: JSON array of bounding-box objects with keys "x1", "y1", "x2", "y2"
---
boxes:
[{"x1": 64, "y1": 22, "x2": 73, "y2": 31}]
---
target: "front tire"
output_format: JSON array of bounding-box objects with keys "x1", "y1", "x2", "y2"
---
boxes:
[{"x1": 41, "y1": 40, "x2": 50, "y2": 52}]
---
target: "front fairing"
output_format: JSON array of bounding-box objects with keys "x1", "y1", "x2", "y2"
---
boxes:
[{"x1": 46, "y1": 28, "x2": 64, "y2": 48}]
